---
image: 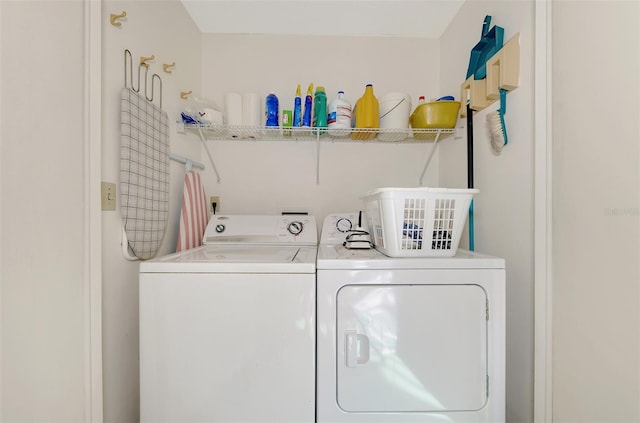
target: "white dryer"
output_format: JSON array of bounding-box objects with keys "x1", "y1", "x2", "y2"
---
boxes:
[
  {"x1": 139, "y1": 215, "x2": 317, "y2": 423},
  {"x1": 316, "y1": 213, "x2": 505, "y2": 423}
]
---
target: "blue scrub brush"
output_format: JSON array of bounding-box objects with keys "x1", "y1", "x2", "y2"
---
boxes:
[{"x1": 487, "y1": 88, "x2": 508, "y2": 153}]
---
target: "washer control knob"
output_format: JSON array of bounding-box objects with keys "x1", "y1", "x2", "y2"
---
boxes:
[
  {"x1": 215, "y1": 224, "x2": 225, "y2": 233},
  {"x1": 287, "y1": 221, "x2": 304, "y2": 235},
  {"x1": 336, "y1": 218, "x2": 353, "y2": 233}
]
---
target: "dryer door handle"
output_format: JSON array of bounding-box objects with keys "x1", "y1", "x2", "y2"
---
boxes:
[{"x1": 345, "y1": 330, "x2": 370, "y2": 367}]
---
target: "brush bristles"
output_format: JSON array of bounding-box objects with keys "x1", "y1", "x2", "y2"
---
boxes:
[{"x1": 487, "y1": 111, "x2": 506, "y2": 153}]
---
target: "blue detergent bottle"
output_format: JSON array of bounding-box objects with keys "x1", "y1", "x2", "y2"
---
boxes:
[
  {"x1": 293, "y1": 84, "x2": 302, "y2": 127},
  {"x1": 265, "y1": 93, "x2": 279, "y2": 127},
  {"x1": 302, "y1": 83, "x2": 313, "y2": 127}
]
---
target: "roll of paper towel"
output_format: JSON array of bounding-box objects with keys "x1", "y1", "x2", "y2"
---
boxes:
[
  {"x1": 224, "y1": 93, "x2": 242, "y2": 138},
  {"x1": 242, "y1": 93, "x2": 262, "y2": 127}
]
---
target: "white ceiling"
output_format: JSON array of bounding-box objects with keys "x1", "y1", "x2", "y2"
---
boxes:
[{"x1": 181, "y1": 0, "x2": 465, "y2": 38}]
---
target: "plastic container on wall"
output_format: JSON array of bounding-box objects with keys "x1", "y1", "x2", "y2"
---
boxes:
[
  {"x1": 312, "y1": 86, "x2": 327, "y2": 135},
  {"x1": 351, "y1": 84, "x2": 379, "y2": 140},
  {"x1": 327, "y1": 91, "x2": 352, "y2": 137}
]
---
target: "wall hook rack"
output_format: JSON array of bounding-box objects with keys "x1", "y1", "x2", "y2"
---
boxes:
[
  {"x1": 460, "y1": 33, "x2": 520, "y2": 117},
  {"x1": 110, "y1": 11, "x2": 127, "y2": 27},
  {"x1": 180, "y1": 90, "x2": 192, "y2": 100},
  {"x1": 163, "y1": 62, "x2": 176, "y2": 74},
  {"x1": 140, "y1": 55, "x2": 155, "y2": 67}
]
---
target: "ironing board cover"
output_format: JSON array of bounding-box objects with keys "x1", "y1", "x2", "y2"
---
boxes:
[
  {"x1": 120, "y1": 88, "x2": 169, "y2": 260},
  {"x1": 176, "y1": 170, "x2": 209, "y2": 252}
]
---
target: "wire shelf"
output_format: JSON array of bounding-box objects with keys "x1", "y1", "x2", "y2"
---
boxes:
[
  {"x1": 179, "y1": 122, "x2": 457, "y2": 185},
  {"x1": 179, "y1": 122, "x2": 456, "y2": 143}
]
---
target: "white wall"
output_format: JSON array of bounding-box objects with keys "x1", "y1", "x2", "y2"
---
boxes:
[
  {"x1": 101, "y1": 0, "x2": 201, "y2": 420},
  {"x1": 439, "y1": 1, "x2": 535, "y2": 422},
  {"x1": 1, "y1": 1, "x2": 88, "y2": 420},
  {"x1": 552, "y1": 1, "x2": 640, "y2": 421},
  {"x1": 106, "y1": 4, "x2": 538, "y2": 422},
  {"x1": 199, "y1": 34, "x2": 442, "y2": 220}
]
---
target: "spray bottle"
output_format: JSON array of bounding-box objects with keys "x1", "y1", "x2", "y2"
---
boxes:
[
  {"x1": 293, "y1": 84, "x2": 302, "y2": 127},
  {"x1": 302, "y1": 83, "x2": 313, "y2": 127}
]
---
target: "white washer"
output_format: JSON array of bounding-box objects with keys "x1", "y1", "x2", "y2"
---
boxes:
[
  {"x1": 316, "y1": 213, "x2": 506, "y2": 423},
  {"x1": 139, "y1": 215, "x2": 317, "y2": 423}
]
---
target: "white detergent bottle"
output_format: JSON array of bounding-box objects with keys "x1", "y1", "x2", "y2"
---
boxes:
[{"x1": 327, "y1": 91, "x2": 352, "y2": 137}]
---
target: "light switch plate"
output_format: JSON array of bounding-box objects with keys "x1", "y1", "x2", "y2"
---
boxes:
[{"x1": 101, "y1": 182, "x2": 116, "y2": 211}]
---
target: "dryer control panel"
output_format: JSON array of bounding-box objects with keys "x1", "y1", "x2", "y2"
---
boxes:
[{"x1": 321, "y1": 213, "x2": 369, "y2": 245}]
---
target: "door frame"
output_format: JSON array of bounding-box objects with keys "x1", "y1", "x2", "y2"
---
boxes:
[
  {"x1": 85, "y1": 0, "x2": 103, "y2": 421},
  {"x1": 534, "y1": 0, "x2": 553, "y2": 421}
]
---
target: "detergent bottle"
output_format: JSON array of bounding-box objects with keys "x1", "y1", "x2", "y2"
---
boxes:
[
  {"x1": 312, "y1": 86, "x2": 327, "y2": 135},
  {"x1": 265, "y1": 93, "x2": 279, "y2": 127},
  {"x1": 302, "y1": 83, "x2": 313, "y2": 128},
  {"x1": 293, "y1": 84, "x2": 302, "y2": 127},
  {"x1": 327, "y1": 91, "x2": 351, "y2": 137},
  {"x1": 351, "y1": 84, "x2": 379, "y2": 140}
]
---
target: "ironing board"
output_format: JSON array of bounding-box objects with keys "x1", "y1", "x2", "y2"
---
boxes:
[{"x1": 120, "y1": 87, "x2": 169, "y2": 260}]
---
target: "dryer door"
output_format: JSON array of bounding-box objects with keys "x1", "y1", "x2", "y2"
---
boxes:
[{"x1": 336, "y1": 284, "x2": 487, "y2": 413}]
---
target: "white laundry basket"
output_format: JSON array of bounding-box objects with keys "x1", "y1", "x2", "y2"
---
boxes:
[{"x1": 362, "y1": 187, "x2": 478, "y2": 257}]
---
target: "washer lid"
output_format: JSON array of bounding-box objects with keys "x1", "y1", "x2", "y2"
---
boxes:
[
  {"x1": 317, "y1": 245, "x2": 505, "y2": 270},
  {"x1": 139, "y1": 245, "x2": 317, "y2": 273}
]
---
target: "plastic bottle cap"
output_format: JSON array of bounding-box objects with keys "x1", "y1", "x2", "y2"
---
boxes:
[
  {"x1": 317, "y1": 86, "x2": 325, "y2": 92},
  {"x1": 366, "y1": 84, "x2": 373, "y2": 87},
  {"x1": 338, "y1": 90, "x2": 344, "y2": 94}
]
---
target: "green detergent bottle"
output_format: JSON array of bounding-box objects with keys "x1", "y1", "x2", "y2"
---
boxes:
[{"x1": 312, "y1": 86, "x2": 327, "y2": 135}]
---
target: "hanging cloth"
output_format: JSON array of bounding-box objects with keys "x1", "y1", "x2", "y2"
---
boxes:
[{"x1": 176, "y1": 170, "x2": 210, "y2": 252}]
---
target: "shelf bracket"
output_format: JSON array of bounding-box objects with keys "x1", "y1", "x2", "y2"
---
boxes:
[
  {"x1": 196, "y1": 127, "x2": 221, "y2": 183},
  {"x1": 316, "y1": 133, "x2": 321, "y2": 184},
  {"x1": 419, "y1": 129, "x2": 442, "y2": 186}
]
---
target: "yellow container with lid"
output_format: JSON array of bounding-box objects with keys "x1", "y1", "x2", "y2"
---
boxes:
[{"x1": 351, "y1": 84, "x2": 379, "y2": 140}]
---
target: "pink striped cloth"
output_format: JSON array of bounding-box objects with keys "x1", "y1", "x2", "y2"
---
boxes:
[{"x1": 176, "y1": 171, "x2": 210, "y2": 252}]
